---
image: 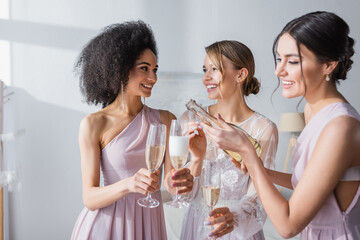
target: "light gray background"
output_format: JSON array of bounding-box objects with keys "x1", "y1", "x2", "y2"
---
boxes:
[{"x1": 1, "y1": 0, "x2": 359, "y2": 239}]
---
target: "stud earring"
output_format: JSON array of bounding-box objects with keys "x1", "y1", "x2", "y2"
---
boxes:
[{"x1": 326, "y1": 74, "x2": 330, "y2": 81}]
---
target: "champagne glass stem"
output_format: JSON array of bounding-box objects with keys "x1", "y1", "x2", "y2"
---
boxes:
[
  {"x1": 146, "y1": 170, "x2": 155, "y2": 202},
  {"x1": 146, "y1": 192, "x2": 152, "y2": 201},
  {"x1": 175, "y1": 187, "x2": 179, "y2": 201}
]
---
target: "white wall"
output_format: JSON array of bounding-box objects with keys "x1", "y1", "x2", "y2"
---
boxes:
[{"x1": 1, "y1": 0, "x2": 360, "y2": 239}]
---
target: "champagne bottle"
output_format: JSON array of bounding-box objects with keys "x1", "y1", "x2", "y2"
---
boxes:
[{"x1": 185, "y1": 99, "x2": 261, "y2": 163}]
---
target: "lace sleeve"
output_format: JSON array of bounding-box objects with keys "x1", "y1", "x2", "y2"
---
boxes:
[
  {"x1": 258, "y1": 122, "x2": 278, "y2": 170},
  {"x1": 224, "y1": 190, "x2": 267, "y2": 239},
  {"x1": 227, "y1": 122, "x2": 278, "y2": 239}
]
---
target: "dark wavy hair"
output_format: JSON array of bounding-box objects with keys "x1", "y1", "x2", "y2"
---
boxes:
[
  {"x1": 75, "y1": 20, "x2": 158, "y2": 107},
  {"x1": 205, "y1": 40, "x2": 260, "y2": 96},
  {"x1": 273, "y1": 11, "x2": 355, "y2": 85}
]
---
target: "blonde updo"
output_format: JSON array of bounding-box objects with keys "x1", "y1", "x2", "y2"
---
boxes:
[{"x1": 205, "y1": 40, "x2": 260, "y2": 96}]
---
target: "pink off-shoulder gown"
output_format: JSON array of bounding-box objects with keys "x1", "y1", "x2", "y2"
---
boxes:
[
  {"x1": 292, "y1": 102, "x2": 360, "y2": 239},
  {"x1": 71, "y1": 106, "x2": 167, "y2": 240}
]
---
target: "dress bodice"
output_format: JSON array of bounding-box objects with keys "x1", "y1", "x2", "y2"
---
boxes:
[
  {"x1": 291, "y1": 102, "x2": 360, "y2": 240},
  {"x1": 101, "y1": 105, "x2": 162, "y2": 185},
  {"x1": 72, "y1": 105, "x2": 167, "y2": 240}
]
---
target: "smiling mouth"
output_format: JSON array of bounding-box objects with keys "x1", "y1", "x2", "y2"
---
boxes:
[
  {"x1": 206, "y1": 84, "x2": 218, "y2": 90},
  {"x1": 282, "y1": 80, "x2": 294, "y2": 86},
  {"x1": 141, "y1": 83, "x2": 153, "y2": 89}
]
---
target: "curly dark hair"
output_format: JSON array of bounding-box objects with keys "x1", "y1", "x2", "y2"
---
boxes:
[{"x1": 75, "y1": 20, "x2": 158, "y2": 107}]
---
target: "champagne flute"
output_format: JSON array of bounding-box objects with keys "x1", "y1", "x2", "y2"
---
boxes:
[
  {"x1": 165, "y1": 119, "x2": 190, "y2": 208},
  {"x1": 137, "y1": 123, "x2": 166, "y2": 208},
  {"x1": 202, "y1": 145, "x2": 221, "y2": 239}
]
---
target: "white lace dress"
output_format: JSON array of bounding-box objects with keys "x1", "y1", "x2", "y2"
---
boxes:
[{"x1": 180, "y1": 111, "x2": 278, "y2": 240}]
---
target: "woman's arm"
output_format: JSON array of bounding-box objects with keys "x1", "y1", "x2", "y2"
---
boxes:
[
  {"x1": 233, "y1": 122, "x2": 292, "y2": 188},
  {"x1": 203, "y1": 115, "x2": 360, "y2": 238},
  {"x1": 235, "y1": 122, "x2": 293, "y2": 189},
  {"x1": 266, "y1": 169, "x2": 293, "y2": 189},
  {"x1": 80, "y1": 115, "x2": 160, "y2": 211},
  {"x1": 183, "y1": 122, "x2": 207, "y2": 200},
  {"x1": 208, "y1": 121, "x2": 279, "y2": 239},
  {"x1": 256, "y1": 122, "x2": 294, "y2": 189}
]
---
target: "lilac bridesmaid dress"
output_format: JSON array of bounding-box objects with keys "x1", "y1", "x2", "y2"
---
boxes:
[
  {"x1": 292, "y1": 102, "x2": 360, "y2": 239},
  {"x1": 71, "y1": 106, "x2": 167, "y2": 240}
]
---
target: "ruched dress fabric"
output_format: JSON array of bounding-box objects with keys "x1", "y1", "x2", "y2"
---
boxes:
[
  {"x1": 291, "y1": 102, "x2": 360, "y2": 240},
  {"x1": 180, "y1": 110, "x2": 278, "y2": 240},
  {"x1": 71, "y1": 106, "x2": 167, "y2": 240}
]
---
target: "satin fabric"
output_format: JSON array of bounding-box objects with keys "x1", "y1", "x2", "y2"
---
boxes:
[
  {"x1": 71, "y1": 106, "x2": 167, "y2": 240},
  {"x1": 292, "y1": 102, "x2": 360, "y2": 240}
]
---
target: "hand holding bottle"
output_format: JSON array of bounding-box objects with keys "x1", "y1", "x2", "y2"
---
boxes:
[
  {"x1": 186, "y1": 99, "x2": 261, "y2": 163},
  {"x1": 230, "y1": 158, "x2": 249, "y2": 175},
  {"x1": 201, "y1": 114, "x2": 258, "y2": 162}
]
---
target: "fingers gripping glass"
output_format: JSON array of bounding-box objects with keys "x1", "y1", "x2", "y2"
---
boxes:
[
  {"x1": 165, "y1": 119, "x2": 190, "y2": 208},
  {"x1": 137, "y1": 123, "x2": 166, "y2": 208}
]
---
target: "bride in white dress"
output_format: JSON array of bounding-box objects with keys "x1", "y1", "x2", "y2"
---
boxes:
[{"x1": 180, "y1": 40, "x2": 278, "y2": 240}]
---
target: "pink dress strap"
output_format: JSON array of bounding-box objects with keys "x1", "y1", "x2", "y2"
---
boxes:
[{"x1": 341, "y1": 166, "x2": 360, "y2": 181}]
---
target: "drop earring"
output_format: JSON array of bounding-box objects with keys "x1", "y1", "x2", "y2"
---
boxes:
[
  {"x1": 325, "y1": 74, "x2": 330, "y2": 82},
  {"x1": 121, "y1": 82, "x2": 125, "y2": 110}
]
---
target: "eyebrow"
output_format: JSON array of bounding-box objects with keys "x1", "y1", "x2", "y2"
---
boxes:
[
  {"x1": 203, "y1": 64, "x2": 214, "y2": 68},
  {"x1": 276, "y1": 52, "x2": 301, "y2": 58},
  {"x1": 136, "y1": 62, "x2": 159, "y2": 68}
]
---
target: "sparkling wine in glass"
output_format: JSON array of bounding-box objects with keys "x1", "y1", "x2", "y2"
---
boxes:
[
  {"x1": 201, "y1": 146, "x2": 221, "y2": 239},
  {"x1": 165, "y1": 119, "x2": 190, "y2": 208},
  {"x1": 137, "y1": 123, "x2": 166, "y2": 208}
]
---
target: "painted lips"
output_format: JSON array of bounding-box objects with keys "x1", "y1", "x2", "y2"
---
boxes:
[
  {"x1": 282, "y1": 80, "x2": 294, "y2": 89},
  {"x1": 206, "y1": 84, "x2": 217, "y2": 92}
]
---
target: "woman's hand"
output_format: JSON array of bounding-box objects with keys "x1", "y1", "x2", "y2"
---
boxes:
[
  {"x1": 127, "y1": 168, "x2": 160, "y2": 195},
  {"x1": 188, "y1": 122, "x2": 207, "y2": 161},
  {"x1": 205, "y1": 207, "x2": 235, "y2": 239},
  {"x1": 168, "y1": 168, "x2": 194, "y2": 194},
  {"x1": 201, "y1": 114, "x2": 252, "y2": 153},
  {"x1": 231, "y1": 158, "x2": 249, "y2": 175}
]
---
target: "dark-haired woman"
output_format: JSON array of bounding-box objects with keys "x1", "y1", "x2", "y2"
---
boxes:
[
  {"x1": 202, "y1": 11, "x2": 360, "y2": 240},
  {"x1": 71, "y1": 21, "x2": 193, "y2": 240},
  {"x1": 180, "y1": 40, "x2": 278, "y2": 239}
]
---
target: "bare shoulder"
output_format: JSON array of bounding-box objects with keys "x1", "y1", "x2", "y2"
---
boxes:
[
  {"x1": 80, "y1": 112, "x2": 108, "y2": 138},
  {"x1": 319, "y1": 115, "x2": 360, "y2": 165},
  {"x1": 159, "y1": 109, "x2": 176, "y2": 126},
  {"x1": 324, "y1": 115, "x2": 360, "y2": 140}
]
